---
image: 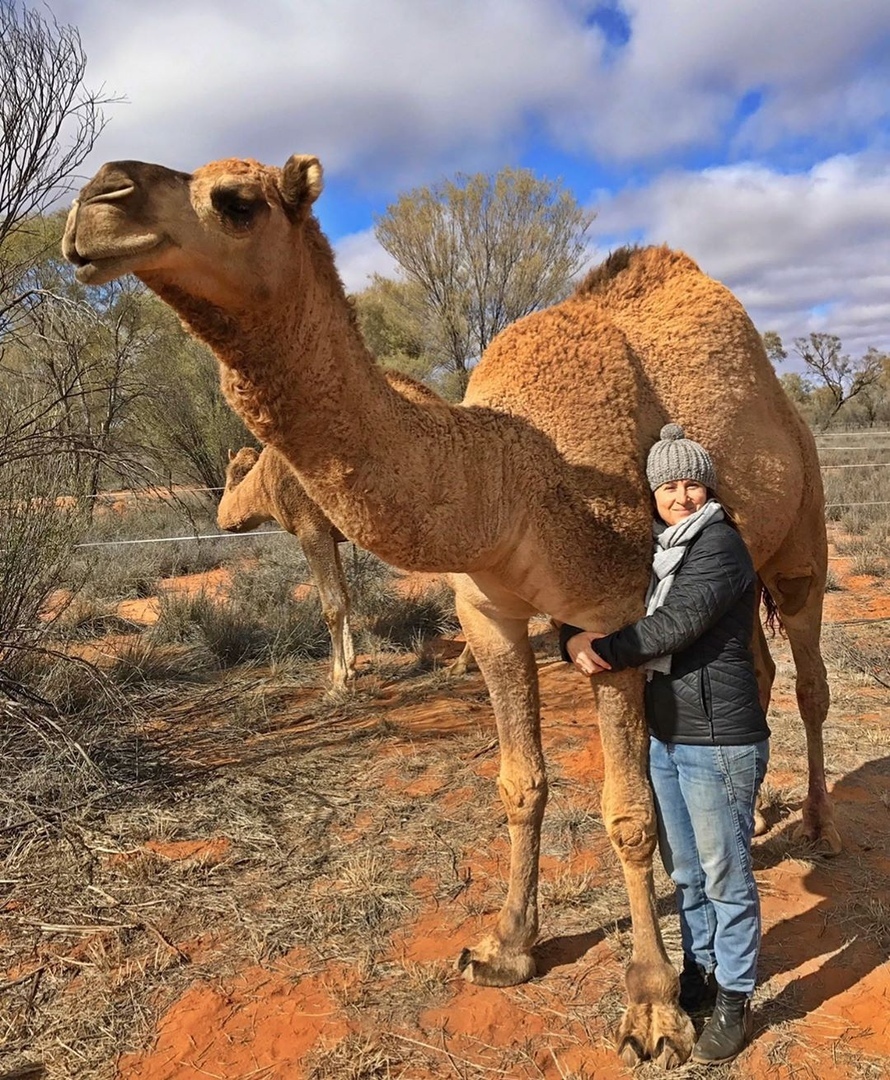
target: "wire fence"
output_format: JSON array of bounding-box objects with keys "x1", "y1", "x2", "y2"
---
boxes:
[{"x1": 64, "y1": 449, "x2": 890, "y2": 551}]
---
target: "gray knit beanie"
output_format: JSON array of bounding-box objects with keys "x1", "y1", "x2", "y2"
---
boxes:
[{"x1": 646, "y1": 424, "x2": 717, "y2": 492}]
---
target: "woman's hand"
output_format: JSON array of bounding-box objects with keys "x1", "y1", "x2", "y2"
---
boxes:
[{"x1": 566, "y1": 631, "x2": 612, "y2": 676}]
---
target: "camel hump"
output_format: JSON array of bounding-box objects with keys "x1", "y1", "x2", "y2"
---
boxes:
[{"x1": 573, "y1": 244, "x2": 699, "y2": 299}]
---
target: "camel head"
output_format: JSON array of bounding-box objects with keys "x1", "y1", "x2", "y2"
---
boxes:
[
  {"x1": 224, "y1": 446, "x2": 261, "y2": 491},
  {"x1": 62, "y1": 155, "x2": 325, "y2": 312}
]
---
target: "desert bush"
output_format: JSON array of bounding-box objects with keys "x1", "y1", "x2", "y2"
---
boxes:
[
  {"x1": 824, "y1": 568, "x2": 842, "y2": 592},
  {"x1": 152, "y1": 588, "x2": 329, "y2": 668},
  {"x1": 71, "y1": 496, "x2": 258, "y2": 600},
  {"x1": 343, "y1": 548, "x2": 460, "y2": 651},
  {"x1": 851, "y1": 545, "x2": 889, "y2": 578},
  {"x1": 834, "y1": 536, "x2": 890, "y2": 577},
  {"x1": 0, "y1": 454, "x2": 92, "y2": 669},
  {"x1": 50, "y1": 594, "x2": 142, "y2": 640},
  {"x1": 109, "y1": 634, "x2": 216, "y2": 686}
]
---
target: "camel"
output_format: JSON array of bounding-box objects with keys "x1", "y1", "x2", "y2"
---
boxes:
[
  {"x1": 220, "y1": 435, "x2": 473, "y2": 687},
  {"x1": 63, "y1": 155, "x2": 838, "y2": 1069},
  {"x1": 218, "y1": 444, "x2": 357, "y2": 688}
]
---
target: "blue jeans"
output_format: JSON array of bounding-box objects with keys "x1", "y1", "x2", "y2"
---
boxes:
[{"x1": 648, "y1": 736, "x2": 769, "y2": 995}]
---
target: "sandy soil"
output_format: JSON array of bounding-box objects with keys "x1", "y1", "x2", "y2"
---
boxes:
[{"x1": 97, "y1": 534, "x2": 890, "y2": 1080}]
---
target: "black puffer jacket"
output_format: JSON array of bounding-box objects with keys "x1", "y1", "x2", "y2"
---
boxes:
[{"x1": 560, "y1": 520, "x2": 769, "y2": 746}]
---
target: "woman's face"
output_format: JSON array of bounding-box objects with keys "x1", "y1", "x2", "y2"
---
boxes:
[{"x1": 654, "y1": 479, "x2": 708, "y2": 526}]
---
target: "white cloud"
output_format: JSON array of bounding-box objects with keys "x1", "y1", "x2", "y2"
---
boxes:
[
  {"x1": 61, "y1": 0, "x2": 602, "y2": 186},
  {"x1": 589, "y1": 153, "x2": 890, "y2": 353},
  {"x1": 59, "y1": 0, "x2": 890, "y2": 184},
  {"x1": 333, "y1": 228, "x2": 397, "y2": 293},
  {"x1": 50, "y1": 2, "x2": 890, "y2": 355}
]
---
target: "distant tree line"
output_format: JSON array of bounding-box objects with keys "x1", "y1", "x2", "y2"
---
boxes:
[{"x1": 763, "y1": 331, "x2": 890, "y2": 430}]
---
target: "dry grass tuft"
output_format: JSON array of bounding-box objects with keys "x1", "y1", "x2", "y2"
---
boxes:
[{"x1": 304, "y1": 1033, "x2": 405, "y2": 1079}]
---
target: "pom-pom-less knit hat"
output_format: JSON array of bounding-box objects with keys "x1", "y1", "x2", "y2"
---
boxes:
[{"x1": 646, "y1": 423, "x2": 717, "y2": 492}]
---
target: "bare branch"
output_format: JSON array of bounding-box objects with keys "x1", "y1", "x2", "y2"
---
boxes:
[{"x1": 0, "y1": 0, "x2": 118, "y2": 316}]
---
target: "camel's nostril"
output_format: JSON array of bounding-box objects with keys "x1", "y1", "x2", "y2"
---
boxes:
[{"x1": 86, "y1": 181, "x2": 136, "y2": 204}]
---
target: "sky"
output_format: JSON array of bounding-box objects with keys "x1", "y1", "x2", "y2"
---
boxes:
[{"x1": 52, "y1": 0, "x2": 890, "y2": 357}]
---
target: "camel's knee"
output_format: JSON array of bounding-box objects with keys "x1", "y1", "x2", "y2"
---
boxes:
[
  {"x1": 796, "y1": 669, "x2": 830, "y2": 721},
  {"x1": 606, "y1": 811, "x2": 658, "y2": 867},
  {"x1": 321, "y1": 600, "x2": 348, "y2": 631},
  {"x1": 498, "y1": 772, "x2": 548, "y2": 825}
]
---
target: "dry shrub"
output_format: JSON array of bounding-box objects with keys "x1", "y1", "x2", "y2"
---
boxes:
[
  {"x1": 0, "y1": 456, "x2": 92, "y2": 668},
  {"x1": 151, "y1": 588, "x2": 329, "y2": 668},
  {"x1": 824, "y1": 568, "x2": 843, "y2": 592},
  {"x1": 305, "y1": 1034, "x2": 404, "y2": 1080},
  {"x1": 51, "y1": 595, "x2": 142, "y2": 640},
  {"x1": 108, "y1": 635, "x2": 215, "y2": 686}
]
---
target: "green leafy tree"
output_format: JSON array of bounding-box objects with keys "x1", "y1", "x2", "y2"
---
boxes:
[
  {"x1": 352, "y1": 278, "x2": 461, "y2": 397},
  {"x1": 762, "y1": 330, "x2": 787, "y2": 366},
  {"x1": 135, "y1": 304, "x2": 256, "y2": 493},
  {"x1": 374, "y1": 168, "x2": 594, "y2": 396}
]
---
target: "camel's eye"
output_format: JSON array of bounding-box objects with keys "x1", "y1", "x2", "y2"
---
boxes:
[{"x1": 212, "y1": 188, "x2": 263, "y2": 228}]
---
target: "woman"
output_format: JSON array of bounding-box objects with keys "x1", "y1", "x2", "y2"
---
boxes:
[{"x1": 562, "y1": 424, "x2": 769, "y2": 1065}]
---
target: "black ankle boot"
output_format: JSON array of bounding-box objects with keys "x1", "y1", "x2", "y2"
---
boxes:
[
  {"x1": 692, "y1": 985, "x2": 753, "y2": 1064},
  {"x1": 679, "y1": 957, "x2": 717, "y2": 1013}
]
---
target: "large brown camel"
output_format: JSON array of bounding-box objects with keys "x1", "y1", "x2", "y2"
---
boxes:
[
  {"x1": 218, "y1": 444, "x2": 357, "y2": 688},
  {"x1": 63, "y1": 155, "x2": 838, "y2": 1068}
]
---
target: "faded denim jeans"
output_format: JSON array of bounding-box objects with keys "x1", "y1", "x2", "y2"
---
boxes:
[{"x1": 648, "y1": 736, "x2": 769, "y2": 995}]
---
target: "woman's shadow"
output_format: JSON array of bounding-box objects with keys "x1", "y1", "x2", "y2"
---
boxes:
[{"x1": 753, "y1": 752, "x2": 890, "y2": 1025}]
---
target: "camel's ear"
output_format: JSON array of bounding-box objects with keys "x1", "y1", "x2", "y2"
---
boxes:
[
  {"x1": 227, "y1": 448, "x2": 235, "y2": 461},
  {"x1": 281, "y1": 155, "x2": 323, "y2": 218}
]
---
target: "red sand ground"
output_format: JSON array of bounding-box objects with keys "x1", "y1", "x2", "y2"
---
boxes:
[{"x1": 106, "y1": 545, "x2": 890, "y2": 1079}]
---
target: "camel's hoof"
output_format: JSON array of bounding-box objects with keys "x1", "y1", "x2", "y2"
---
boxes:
[
  {"x1": 616, "y1": 1004, "x2": 695, "y2": 1069},
  {"x1": 792, "y1": 818, "x2": 842, "y2": 857},
  {"x1": 455, "y1": 939, "x2": 536, "y2": 987}
]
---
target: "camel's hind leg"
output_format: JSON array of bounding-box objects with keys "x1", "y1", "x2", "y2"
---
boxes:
[
  {"x1": 593, "y1": 674, "x2": 695, "y2": 1069},
  {"x1": 751, "y1": 603, "x2": 776, "y2": 836},
  {"x1": 451, "y1": 580, "x2": 545, "y2": 987},
  {"x1": 761, "y1": 554, "x2": 841, "y2": 855},
  {"x1": 300, "y1": 529, "x2": 356, "y2": 689}
]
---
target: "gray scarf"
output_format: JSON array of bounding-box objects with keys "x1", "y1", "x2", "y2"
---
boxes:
[{"x1": 643, "y1": 499, "x2": 725, "y2": 676}]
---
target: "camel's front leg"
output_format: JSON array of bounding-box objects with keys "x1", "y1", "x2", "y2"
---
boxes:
[
  {"x1": 452, "y1": 587, "x2": 545, "y2": 987},
  {"x1": 593, "y1": 675, "x2": 695, "y2": 1069},
  {"x1": 299, "y1": 529, "x2": 356, "y2": 689}
]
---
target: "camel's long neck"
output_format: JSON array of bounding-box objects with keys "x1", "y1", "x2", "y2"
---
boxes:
[{"x1": 151, "y1": 226, "x2": 505, "y2": 571}]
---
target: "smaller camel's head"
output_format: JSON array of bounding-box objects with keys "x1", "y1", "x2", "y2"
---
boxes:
[
  {"x1": 62, "y1": 154, "x2": 325, "y2": 310},
  {"x1": 224, "y1": 446, "x2": 261, "y2": 491}
]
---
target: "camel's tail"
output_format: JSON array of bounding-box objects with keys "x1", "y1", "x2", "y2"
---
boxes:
[{"x1": 760, "y1": 579, "x2": 784, "y2": 637}]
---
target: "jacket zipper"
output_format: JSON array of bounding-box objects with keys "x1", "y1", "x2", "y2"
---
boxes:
[{"x1": 700, "y1": 667, "x2": 715, "y2": 739}]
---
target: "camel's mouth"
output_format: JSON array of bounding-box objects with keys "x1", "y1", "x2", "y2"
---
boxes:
[
  {"x1": 63, "y1": 192, "x2": 171, "y2": 285},
  {"x1": 71, "y1": 245, "x2": 165, "y2": 286}
]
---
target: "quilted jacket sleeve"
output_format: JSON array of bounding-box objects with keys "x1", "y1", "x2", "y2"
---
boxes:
[{"x1": 573, "y1": 524, "x2": 755, "y2": 672}]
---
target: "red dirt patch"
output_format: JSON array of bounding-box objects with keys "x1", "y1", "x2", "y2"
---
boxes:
[
  {"x1": 118, "y1": 955, "x2": 347, "y2": 1080},
  {"x1": 142, "y1": 838, "x2": 231, "y2": 866}
]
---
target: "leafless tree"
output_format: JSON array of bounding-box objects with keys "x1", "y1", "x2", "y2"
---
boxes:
[
  {"x1": 792, "y1": 333, "x2": 886, "y2": 424},
  {"x1": 1, "y1": 0, "x2": 114, "y2": 322}
]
